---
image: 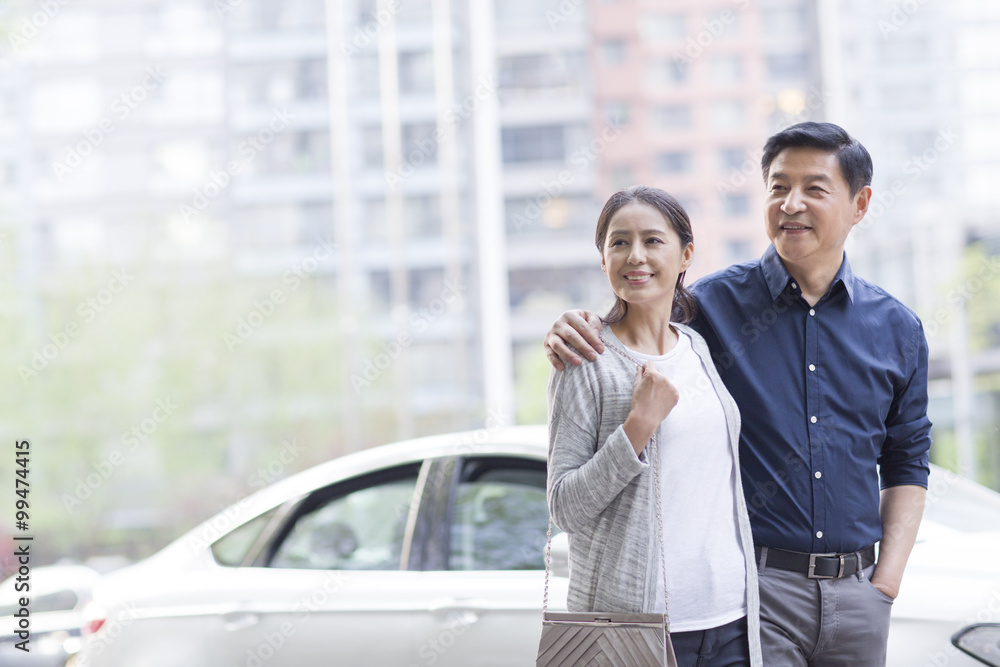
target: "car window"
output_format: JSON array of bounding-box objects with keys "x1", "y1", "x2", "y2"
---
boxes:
[
  {"x1": 449, "y1": 461, "x2": 550, "y2": 571},
  {"x1": 211, "y1": 508, "x2": 278, "y2": 566},
  {"x1": 0, "y1": 589, "x2": 78, "y2": 616},
  {"x1": 269, "y1": 474, "x2": 418, "y2": 570}
]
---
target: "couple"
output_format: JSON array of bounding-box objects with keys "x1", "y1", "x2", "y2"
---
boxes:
[{"x1": 544, "y1": 122, "x2": 932, "y2": 666}]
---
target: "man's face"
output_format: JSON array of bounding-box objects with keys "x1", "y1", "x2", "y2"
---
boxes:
[{"x1": 764, "y1": 146, "x2": 871, "y2": 269}]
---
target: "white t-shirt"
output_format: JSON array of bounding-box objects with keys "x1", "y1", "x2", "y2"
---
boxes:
[{"x1": 625, "y1": 329, "x2": 747, "y2": 632}]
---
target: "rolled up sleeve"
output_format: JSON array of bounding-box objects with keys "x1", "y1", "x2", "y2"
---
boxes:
[{"x1": 879, "y1": 321, "x2": 932, "y2": 489}]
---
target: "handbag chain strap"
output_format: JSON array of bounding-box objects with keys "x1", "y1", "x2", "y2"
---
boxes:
[{"x1": 543, "y1": 330, "x2": 671, "y2": 625}]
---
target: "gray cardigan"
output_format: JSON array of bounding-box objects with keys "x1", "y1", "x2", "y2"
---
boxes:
[{"x1": 547, "y1": 322, "x2": 762, "y2": 666}]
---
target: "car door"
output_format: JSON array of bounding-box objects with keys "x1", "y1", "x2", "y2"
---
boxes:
[
  {"x1": 198, "y1": 460, "x2": 434, "y2": 666},
  {"x1": 405, "y1": 454, "x2": 568, "y2": 667}
]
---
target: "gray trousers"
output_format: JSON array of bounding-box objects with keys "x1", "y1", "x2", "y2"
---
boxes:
[{"x1": 758, "y1": 553, "x2": 893, "y2": 666}]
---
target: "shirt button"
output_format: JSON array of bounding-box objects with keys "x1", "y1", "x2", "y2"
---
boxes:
[
  {"x1": 791, "y1": 282, "x2": 798, "y2": 290},
  {"x1": 815, "y1": 471, "x2": 822, "y2": 479},
  {"x1": 809, "y1": 308, "x2": 816, "y2": 316},
  {"x1": 808, "y1": 364, "x2": 816, "y2": 372},
  {"x1": 810, "y1": 416, "x2": 818, "y2": 423},
  {"x1": 816, "y1": 531, "x2": 823, "y2": 538}
]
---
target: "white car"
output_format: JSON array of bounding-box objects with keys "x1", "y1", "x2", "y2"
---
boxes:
[
  {"x1": 72, "y1": 426, "x2": 1000, "y2": 666},
  {"x1": 0, "y1": 564, "x2": 102, "y2": 667}
]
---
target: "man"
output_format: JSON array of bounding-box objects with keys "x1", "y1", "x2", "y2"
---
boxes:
[{"x1": 543, "y1": 122, "x2": 931, "y2": 665}]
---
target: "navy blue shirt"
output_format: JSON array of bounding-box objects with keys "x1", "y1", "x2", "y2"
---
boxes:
[{"x1": 689, "y1": 245, "x2": 932, "y2": 553}]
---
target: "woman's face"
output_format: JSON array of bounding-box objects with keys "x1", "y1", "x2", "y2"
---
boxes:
[{"x1": 601, "y1": 203, "x2": 693, "y2": 312}]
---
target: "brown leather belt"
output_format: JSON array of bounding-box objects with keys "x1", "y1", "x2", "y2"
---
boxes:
[{"x1": 754, "y1": 545, "x2": 876, "y2": 579}]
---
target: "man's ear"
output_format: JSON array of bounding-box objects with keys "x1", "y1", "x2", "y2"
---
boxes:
[{"x1": 853, "y1": 185, "x2": 873, "y2": 227}]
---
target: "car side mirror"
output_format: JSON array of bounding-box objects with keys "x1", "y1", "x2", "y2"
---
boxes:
[
  {"x1": 549, "y1": 532, "x2": 569, "y2": 578},
  {"x1": 952, "y1": 623, "x2": 1000, "y2": 666}
]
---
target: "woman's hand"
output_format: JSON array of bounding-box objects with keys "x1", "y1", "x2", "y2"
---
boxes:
[{"x1": 623, "y1": 362, "x2": 679, "y2": 456}]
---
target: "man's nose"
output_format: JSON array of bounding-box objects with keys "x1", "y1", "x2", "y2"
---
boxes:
[{"x1": 780, "y1": 188, "x2": 806, "y2": 214}]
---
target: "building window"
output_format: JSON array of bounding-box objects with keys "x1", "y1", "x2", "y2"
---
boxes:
[
  {"x1": 245, "y1": 130, "x2": 331, "y2": 175},
  {"x1": 604, "y1": 101, "x2": 630, "y2": 128},
  {"x1": 761, "y1": 8, "x2": 807, "y2": 37},
  {"x1": 401, "y1": 123, "x2": 439, "y2": 167},
  {"x1": 653, "y1": 105, "x2": 692, "y2": 130},
  {"x1": 766, "y1": 54, "x2": 810, "y2": 80},
  {"x1": 725, "y1": 239, "x2": 754, "y2": 264},
  {"x1": 656, "y1": 151, "x2": 693, "y2": 174},
  {"x1": 609, "y1": 165, "x2": 634, "y2": 191},
  {"x1": 600, "y1": 39, "x2": 626, "y2": 65},
  {"x1": 721, "y1": 193, "x2": 750, "y2": 217},
  {"x1": 712, "y1": 10, "x2": 741, "y2": 39},
  {"x1": 710, "y1": 54, "x2": 743, "y2": 84},
  {"x1": 506, "y1": 195, "x2": 590, "y2": 234},
  {"x1": 718, "y1": 147, "x2": 748, "y2": 172},
  {"x1": 355, "y1": 55, "x2": 380, "y2": 98},
  {"x1": 675, "y1": 195, "x2": 698, "y2": 217},
  {"x1": 363, "y1": 126, "x2": 383, "y2": 168},
  {"x1": 404, "y1": 195, "x2": 441, "y2": 237},
  {"x1": 498, "y1": 52, "x2": 585, "y2": 94},
  {"x1": 501, "y1": 126, "x2": 565, "y2": 164},
  {"x1": 646, "y1": 59, "x2": 688, "y2": 88},
  {"x1": 399, "y1": 51, "x2": 435, "y2": 94},
  {"x1": 638, "y1": 13, "x2": 685, "y2": 43},
  {"x1": 711, "y1": 100, "x2": 746, "y2": 129}
]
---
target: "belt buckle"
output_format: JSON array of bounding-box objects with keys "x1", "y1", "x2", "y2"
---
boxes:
[{"x1": 807, "y1": 552, "x2": 845, "y2": 579}]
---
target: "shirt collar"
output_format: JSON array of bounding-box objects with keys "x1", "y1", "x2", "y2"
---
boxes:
[{"x1": 759, "y1": 244, "x2": 856, "y2": 303}]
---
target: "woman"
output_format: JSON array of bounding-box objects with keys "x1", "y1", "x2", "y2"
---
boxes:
[{"x1": 546, "y1": 186, "x2": 762, "y2": 666}]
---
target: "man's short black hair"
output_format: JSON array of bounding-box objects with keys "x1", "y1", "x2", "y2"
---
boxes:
[{"x1": 760, "y1": 122, "x2": 873, "y2": 197}]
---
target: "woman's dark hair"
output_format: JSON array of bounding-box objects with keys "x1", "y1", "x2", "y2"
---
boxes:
[
  {"x1": 595, "y1": 185, "x2": 696, "y2": 325},
  {"x1": 760, "y1": 122, "x2": 873, "y2": 197}
]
